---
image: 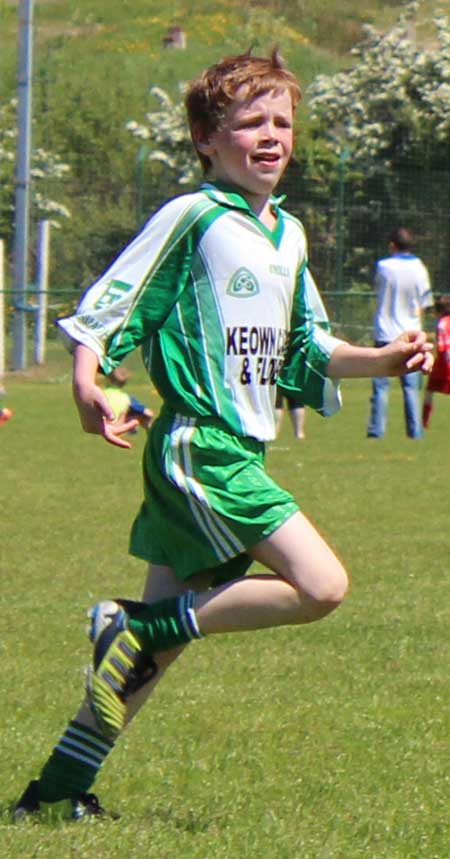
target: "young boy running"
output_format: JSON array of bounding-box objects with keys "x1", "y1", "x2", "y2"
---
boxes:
[{"x1": 14, "y1": 50, "x2": 433, "y2": 820}]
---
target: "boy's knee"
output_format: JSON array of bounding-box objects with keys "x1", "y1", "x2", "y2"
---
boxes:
[
  {"x1": 297, "y1": 567, "x2": 349, "y2": 622},
  {"x1": 325, "y1": 567, "x2": 349, "y2": 606}
]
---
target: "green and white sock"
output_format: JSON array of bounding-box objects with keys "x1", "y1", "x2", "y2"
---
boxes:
[
  {"x1": 37, "y1": 720, "x2": 114, "y2": 802},
  {"x1": 128, "y1": 591, "x2": 203, "y2": 656}
]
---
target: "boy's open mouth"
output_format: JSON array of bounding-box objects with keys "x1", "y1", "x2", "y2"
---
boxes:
[{"x1": 253, "y1": 152, "x2": 280, "y2": 162}]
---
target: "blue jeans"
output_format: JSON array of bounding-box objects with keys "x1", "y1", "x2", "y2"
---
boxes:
[{"x1": 367, "y1": 371, "x2": 423, "y2": 438}]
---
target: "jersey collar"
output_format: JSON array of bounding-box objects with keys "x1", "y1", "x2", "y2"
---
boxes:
[{"x1": 200, "y1": 181, "x2": 286, "y2": 245}]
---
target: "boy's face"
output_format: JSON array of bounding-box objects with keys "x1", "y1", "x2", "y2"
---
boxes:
[{"x1": 197, "y1": 87, "x2": 294, "y2": 202}]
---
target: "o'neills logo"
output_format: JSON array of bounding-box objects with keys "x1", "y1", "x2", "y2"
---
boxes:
[{"x1": 227, "y1": 267, "x2": 259, "y2": 297}]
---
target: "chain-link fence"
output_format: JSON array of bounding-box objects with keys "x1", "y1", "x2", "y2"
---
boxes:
[{"x1": 279, "y1": 157, "x2": 450, "y2": 343}]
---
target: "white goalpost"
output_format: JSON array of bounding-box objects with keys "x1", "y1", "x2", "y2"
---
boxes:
[{"x1": 34, "y1": 220, "x2": 50, "y2": 366}]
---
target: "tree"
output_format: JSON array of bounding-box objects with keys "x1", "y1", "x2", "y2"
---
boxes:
[
  {"x1": 126, "y1": 85, "x2": 200, "y2": 189},
  {"x1": 0, "y1": 97, "x2": 70, "y2": 244},
  {"x1": 306, "y1": 1, "x2": 450, "y2": 171}
]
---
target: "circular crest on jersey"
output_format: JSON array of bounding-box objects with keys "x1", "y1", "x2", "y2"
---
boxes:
[{"x1": 227, "y1": 267, "x2": 260, "y2": 297}]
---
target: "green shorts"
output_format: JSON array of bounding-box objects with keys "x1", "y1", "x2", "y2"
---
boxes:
[{"x1": 129, "y1": 408, "x2": 299, "y2": 584}]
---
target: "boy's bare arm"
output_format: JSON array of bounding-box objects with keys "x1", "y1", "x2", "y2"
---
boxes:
[
  {"x1": 328, "y1": 331, "x2": 434, "y2": 380},
  {"x1": 72, "y1": 344, "x2": 137, "y2": 448}
]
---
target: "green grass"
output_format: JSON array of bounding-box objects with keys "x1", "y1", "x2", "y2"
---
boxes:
[{"x1": 2, "y1": 351, "x2": 450, "y2": 857}]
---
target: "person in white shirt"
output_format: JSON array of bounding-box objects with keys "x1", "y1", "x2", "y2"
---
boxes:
[{"x1": 367, "y1": 227, "x2": 434, "y2": 438}]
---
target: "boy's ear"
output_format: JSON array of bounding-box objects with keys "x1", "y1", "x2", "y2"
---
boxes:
[{"x1": 192, "y1": 123, "x2": 215, "y2": 156}]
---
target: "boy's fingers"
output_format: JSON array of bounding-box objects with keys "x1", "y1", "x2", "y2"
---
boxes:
[
  {"x1": 405, "y1": 351, "x2": 434, "y2": 373},
  {"x1": 420, "y1": 352, "x2": 434, "y2": 374},
  {"x1": 405, "y1": 354, "x2": 422, "y2": 370},
  {"x1": 101, "y1": 416, "x2": 139, "y2": 448},
  {"x1": 401, "y1": 331, "x2": 432, "y2": 351},
  {"x1": 102, "y1": 424, "x2": 133, "y2": 448},
  {"x1": 403, "y1": 337, "x2": 433, "y2": 361}
]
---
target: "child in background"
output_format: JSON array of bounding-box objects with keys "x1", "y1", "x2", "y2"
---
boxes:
[
  {"x1": 422, "y1": 295, "x2": 450, "y2": 429},
  {"x1": 103, "y1": 367, "x2": 153, "y2": 430},
  {"x1": 0, "y1": 406, "x2": 13, "y2": 425},
  {"x1": 14, "y1": 49, "x2": 433, "y2": 822},
  {"x1": 0, "y1": 381, "x2": 13, "y2": 425}
]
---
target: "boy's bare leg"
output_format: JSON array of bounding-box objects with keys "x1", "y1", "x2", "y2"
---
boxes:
[
  {"x1": 17, "y1": 514, "x2": 346, "y2": 813},
  {"x1": 14, "y1": 564, "x2": 210, "y2": 813},
  {"x1": 78, "y1": 512, "x2": 346, "y2": 729},
  {"x1": 194, "y1": 511, "x2": 348, "y2": 633}
]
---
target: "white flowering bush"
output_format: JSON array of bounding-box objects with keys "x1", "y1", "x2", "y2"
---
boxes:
[
  {"x1": 0, "y1": 98, "x2": 71, "y2": 237},
  {"x1": 307, "y1": 1, "x2": 450, "y2": 172},
  {"x1": 126, "y1": 85, "x2": 199, "y2": 186}
]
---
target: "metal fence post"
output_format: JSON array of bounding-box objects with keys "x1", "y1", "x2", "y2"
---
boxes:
[
  {"x1": 335, "y1": 147, "x2": 350, "y2": 320},
  {"x1": 34, "y1": 220, "x2": 50, "y2": 365},
  {"x1": 12, "y1": 0, "x2": 35, "y2": 370}
]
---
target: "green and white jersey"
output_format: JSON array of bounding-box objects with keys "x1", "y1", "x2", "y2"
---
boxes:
[{"x1": 59, "y1": 183, "x2": 343, "y2": 441}]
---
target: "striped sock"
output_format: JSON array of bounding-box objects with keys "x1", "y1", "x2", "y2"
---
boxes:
[
  {"x1": 37, "y1": 720, "x2": 114, "y2": 802},
  {"x1": 128, "y1": 591, "x2": 203, "y2": 656}
]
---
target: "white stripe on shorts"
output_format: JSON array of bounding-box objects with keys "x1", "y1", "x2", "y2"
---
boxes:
[
  {"x1": 179, "y1": 425, "x2": 244, "y2": 556},
  {"x1": 169, "y1": 415, "x2": 245, "y2": 562}
]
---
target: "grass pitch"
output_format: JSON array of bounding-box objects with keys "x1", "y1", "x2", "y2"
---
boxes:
[{"x1": 1, "y1": 349, "x2": 450, "y2": 858}]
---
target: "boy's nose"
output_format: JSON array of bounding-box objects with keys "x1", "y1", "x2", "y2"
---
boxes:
[{"x1": 259, "y1": 121, "x2": 277, "y2": 140}]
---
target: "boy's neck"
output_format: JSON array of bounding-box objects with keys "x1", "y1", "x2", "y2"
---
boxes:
[{"x1": 248, "y1": 194, "x2": 277, "y2": 230}]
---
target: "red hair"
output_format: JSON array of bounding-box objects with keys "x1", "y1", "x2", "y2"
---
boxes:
[{"x1": 185, "y1": 49, "x2": 301, "y2": 172}]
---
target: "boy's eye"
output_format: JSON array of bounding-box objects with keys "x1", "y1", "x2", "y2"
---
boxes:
[
  {"x1": 235, "y1": 117, "x2": 262, "y2": 128},
  {"x1": 234, "y1": 115, "x2": 292, "y2": 130},
  {"x1": 275, "y1": 118, "x2": 292, "y2": 129}
]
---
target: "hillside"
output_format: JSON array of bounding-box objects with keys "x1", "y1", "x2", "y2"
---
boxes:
[{"x1": 2, "y1": 0, "x2": 435, "y2": 98}]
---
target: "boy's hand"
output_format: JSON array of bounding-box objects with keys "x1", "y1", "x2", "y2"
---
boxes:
[
  {"x1": 382, "y1": 331, "x2": 434, "y2": 376},
  {"x1": 328, "y1": 331, "x2": 434, "y2": 379},
  {"x1": 72, "y1": 344, "x2": 138, "y2": 448},
  {"x1": 73, "y1": 379, "x2": 138, "y2": 449}
]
